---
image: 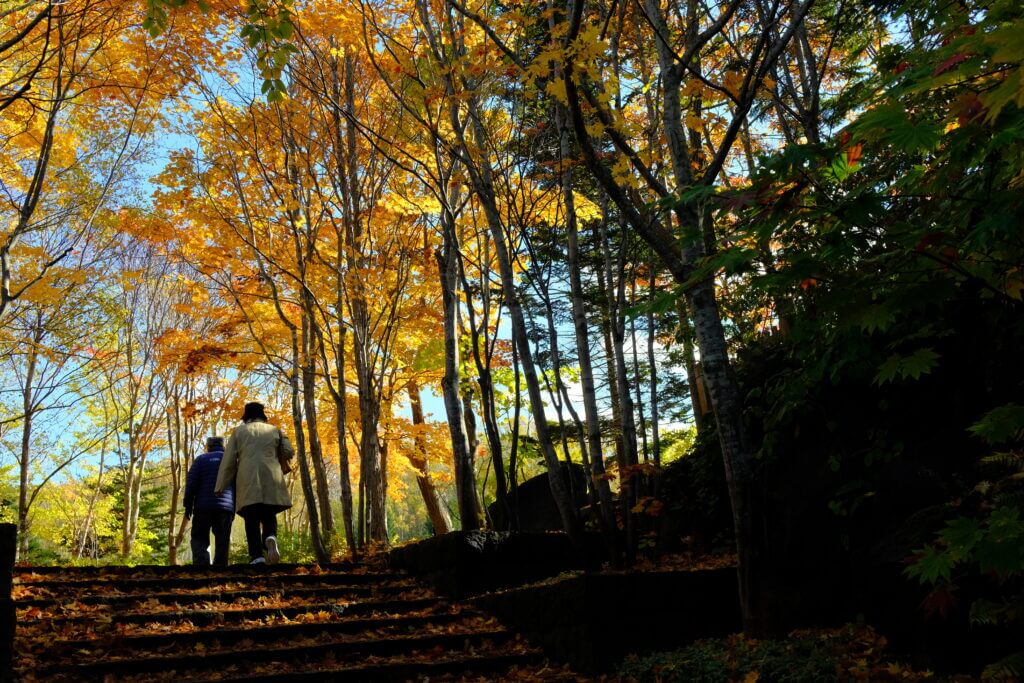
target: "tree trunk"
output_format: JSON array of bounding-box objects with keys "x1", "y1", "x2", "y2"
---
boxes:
[
  {"x1": 283, "y1": 86, "x2": 336, "y2": 548},
  {"x1": 563, "y1": 1, "x2": 771, "y2": 629},
  {"x1": 332, "y1": 42, "x2": 386, "y2": 549},
  {"x1": 355, "y1": 352, "x2": 387, "y2": 545},
  {"x1": 408, "y1": 382, "x2": 452, "y2": 535},
  {"x1": 647, "y1": 258, "x2": 662, "y2": 469},
  {"x1": 677, "y1": 299, "x2": 709, "y2": 431},
  {"x1": 538, "y1": 294, "x2": 587, "y2": 478},
  {"x1": 289, "y1": 342, "x2": 329, "y2": 563},
  {"x1": 16, "y1": 329, "x2": 39, "y2": 560},
  {"x1": 166, "y1": 399, "x2": 182, "y2": 565},
  {"x1": 346, "y1": 213, "x2": 386, "y2": 548},
  {"x1": 379, "y1": 434, "x2": 389, "y2": 519},
  {"x1": 553, "y1": 100, "x2": 620, "y2": 560},
  {"x1": 357, "y1": 470, "x2": 365, "y2": 548},
  {"x1": 630, "y1": 281, "x2": 650, "y2": 465},
  {"x1": 326, "y1": 47, "x2": 358, "y2": 559},
  {"x1": 530, "y1": 294, "x2": 594, "y2": 534},
  {"x1": 126, "y1": 445, "x2": 148, "y2": 558},
  {"x1": 435, "y1": 226, "x2": 480, "y2": 531},
  {"x1": 458, "y1": 245, "x2": 509, "y2": 529},
  {"x1": 597, "y1": 266, "x2": 626, "y2": 478},
  {"x1": 509, "y1": 339, "x2": 522, "y2": 527},
  {"x1": 335, "y1": 327, "x2": 358, "y2": 557},
  {"x1": 601, "y1": 218, "x2": 641, "y2": 562},
  {"x1": 684, "y1": 238, "x2": 764, "y2": 634},
  {"x1": 121, "y1": 421, "x2": 137, "y2": 558},
  {"x1": 301, "y1": 312, "x2": 336, "y2": 545},
  {"x1": 77, "y1": 438, "x2": 106, "y2": 560},
  {"x1": 413, "y1": 3, "x2": 580, "y2": 543},
  {"x1": 461, "y1": 101, "x2": 582, "y2": 545},
  {"x1": 342, "y1": 218, "x2": 387, "y2": 546}
]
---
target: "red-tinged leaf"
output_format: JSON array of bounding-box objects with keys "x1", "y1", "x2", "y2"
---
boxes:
[
  {"x1": 933, "y1": 53, "x2": 969, "y2": 76},
  {"x1": 846, "y1": 143, "x2": 863, "y2": 165},
  {"x1": 921, "y1": 584, "x2": 958, "y2": 620},
  {"x1": 952, "y1": 91, "x2": 986, "y2": 125},
  {"x1": 722, "y1": 190, "x2": 758, "y2": 211},
  {"x1": 914, "y1": 231, "x2": 947, "y2": 252}
]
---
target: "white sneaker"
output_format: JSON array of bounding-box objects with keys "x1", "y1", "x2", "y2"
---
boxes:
[
  {"x1": 251, "y1": 556, "x2": 266, "y2": 564},
  {"x1": 265, "y1": 536, "x2": 280, "y2": 564}
]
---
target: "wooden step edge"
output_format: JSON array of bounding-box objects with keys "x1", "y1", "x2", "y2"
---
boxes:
[
  {"x1": 30, "y1": 629, "x2": 516, "y2": 678},
  {"x1": 203, "y1": 651, "x2": 545, "y2": 682},
  {"x1": 13, "y1": 562, "x2": 362, "y2": 576},
  {"x1": 16, "y1": 597, "x2": 443, "y2": 628},
  {"x1": 34, "y1": 611, "x2": 480, "y2": 653},
  {"x1": 14, "y1": 583, "x2": 425, "y2": 608},
  {"x1": 15, "y1": 572, "x2": 407, "y2": 590}
]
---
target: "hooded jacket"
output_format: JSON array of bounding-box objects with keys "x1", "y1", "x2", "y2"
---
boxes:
[{"x1": 184, "y1": 447, "x2": 235, "y2": 515}]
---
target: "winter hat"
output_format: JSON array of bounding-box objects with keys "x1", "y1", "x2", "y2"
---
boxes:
[{"x1": 241, "y1": 402, "x2": 268, "y2": 422}]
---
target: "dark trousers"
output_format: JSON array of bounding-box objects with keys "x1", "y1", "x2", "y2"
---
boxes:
[
  {"x1": 240, "y1": 504, "x2": 279, "y2": 561},
  {"x1": 190, "y1": 509, "x2": 233, "y2": 566}
]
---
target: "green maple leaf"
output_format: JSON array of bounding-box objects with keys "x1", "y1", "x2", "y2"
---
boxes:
[
  {"x1": 900, "y1": 347, "x2": 941, "y2": 380},
  {"x1": 969, "y1": 404, "x2": 1024, "y2": 445},
  {"x1": 856, "y1": 304, "x2": 897, "y2": 334},
  {"x1": 988, "y1": 505, "x2": 1024, "y2": 542},
  {"x1": 851, "y1": 103, "x2": 906, "y2": 142},
  {"x1": 875, "y1": 354, "x2": 903, "y2": 384},
  {"x1": 885, "y1": 120, "x2": 942, "y2": 153},
  {"x1": 940, "y1": 517, "x2": 984, "y2": 561},
  {"x1": 975, "y1": 539, "x2": 1023, "y2": 578},
  {"x1": 909, "y1": 545, "x2": 954, "y2": 584},
  {"x1": 874, "y1": 348, "x2": 940, "y2": 384}
]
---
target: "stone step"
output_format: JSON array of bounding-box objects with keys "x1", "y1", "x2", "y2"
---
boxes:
[
  {"x1": 17, "y1": 596, "x2": 444, "y2": 628},
  {"x1": 11, "y1": 560, "x2": 574, "y2": 681},
  {"x1": 15, "y1": 582, "x2": 422, "y2": 609},
  {"x1": 32, "y1": 629, "x2": 519, "y2": 679},
  {"x1": 202, "y1": 651, "x2": 544, "y2": 682},
  {"x1": 14, "y1": 570, "x2": 407, "y2": 595},
  {"x1": 33, "y1": 611, "x2": 478, "y2": 655},
  {"x1": 13, "y1": 562, "x2": 361, "y2": 579}
]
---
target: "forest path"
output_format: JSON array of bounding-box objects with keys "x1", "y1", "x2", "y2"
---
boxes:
[{"x1": 11, "y1": 561, "x2": 581, "y2": 681}]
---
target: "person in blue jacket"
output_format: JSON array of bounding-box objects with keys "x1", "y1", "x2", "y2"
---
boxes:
[{"x1": 184, "y1": 436, "x2": 235, "y2": 566}]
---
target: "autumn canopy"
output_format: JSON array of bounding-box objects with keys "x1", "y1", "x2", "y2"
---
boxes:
[{"x1": 1, "y1": 0, "x2": 1023, "y2": 674}]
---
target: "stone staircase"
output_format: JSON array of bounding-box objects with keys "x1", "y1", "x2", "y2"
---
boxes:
[{"x1": 11, "y1": 562, "x2": 579, "y2": 681}]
